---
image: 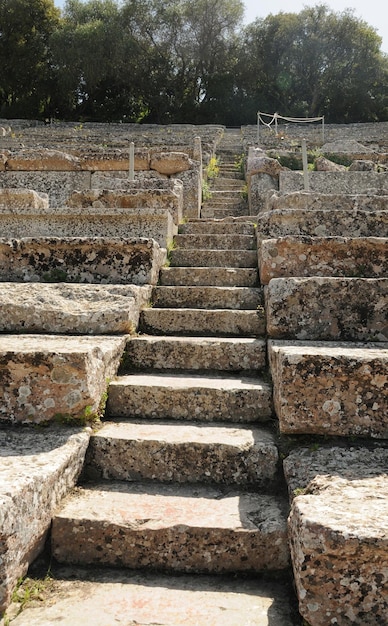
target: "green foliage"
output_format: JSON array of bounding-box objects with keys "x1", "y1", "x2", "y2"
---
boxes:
[
  {"x1": 202, "y1": 180, "x2": 212, "y2": 201},
  {"x1": 322, "y1": 153, "x2": 353, "y2": 167},
  {"x1": 205, "y1": 156, "x2": 220, "y2": 180},
  {"x1": 0, "y1": 0, "x2": 387, "y2": 123}
]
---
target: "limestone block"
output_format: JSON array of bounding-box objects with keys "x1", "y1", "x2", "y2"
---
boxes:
[
  {"x1": 91, "y1": 174, "x2": 182, "y2": 193},
  {"x1": 349, "y1": 159, "x2": 377, "y2": 171},
  {"x1": 321, "y1": 139, "x2": 373, "y2": 153},
  {"x1": 172, "y1": 167, "x2": 201, "y2": 219},
  {"x1": 0, "y1": 206, "x2": 175, "y2": 248},
  {"x1": 0, "y1": 171, "x2": 91, "y2": 207},
  {"x1": 0, "y1": 428, "x2": 90, "y2": 615},
  {"x1": 265, "y1": 277, "x2": 388, "y2": 341},
  {"x1": 259, "y1": 236, "x2": 388, "y2": 284},
  {"x1": 150, "y1": 151, "x2": 191, "y2": 175},
  {"x1": 76, "y1": 148, "x2": 150, "y2": 171},
  {"x1": 0, "y1": 188, "x2": 49, "y2": 209},
  {"x1": 256, "y1": 209, "x2": 388, "y2": 239},
  {"x1": 0, "y1": 237, "x2": 166, "y2": 285},
  {"x1": 284, "y1": 446, "x2": 388, "y2": 626},
  {"x1": 268, "y1": 340, "x2": 388, "y2": 438},
  {"x1": 6, "y1": 149, "x2": 81, "y2": 171},
  {"x1": 0, "y1": 283, "x2": 151, "y2": 334},
  {"x1": 0, "y1": 335, "x2": 126, "y2": 424},
  {"x1": 0, "y1": 150, "x2": 8, "y2": 171},
  {"x1": 279, "y1": 171, "x2": 388, "y2": 194},
  {"x1": 314, "y1": 156, "x2": 346, "y2": 171},
  {"x1": 247, "y1": 154, "x2": 285, "y2": 177},
  {"x1": 265, "y1": 191, "x2": 388, "y2": 213},
  {"x1": 67, "y1": 188, "x2": 182, "y2": 224},
  {"x1": 248, "y1": 172, "x2": 278, "y2": 214}
]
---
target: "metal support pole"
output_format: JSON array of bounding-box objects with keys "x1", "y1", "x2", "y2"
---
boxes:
[
  {"x1": 301, "y1": 138, "x2": 309, "y2": 191},
  {"x1": 322, "y1": 116, "x2": 325, "y2": 143},
  {"x1": 129, "y1": 141, "x2": 135, "y2": 181},
  {"x1": 257, "y1": 112, "x2": 260, "y2": 143},
  {"x1": 275, "y1": 112, "x2": 278, "y2": 136}
]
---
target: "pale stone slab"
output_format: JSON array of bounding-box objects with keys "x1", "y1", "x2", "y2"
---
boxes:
[
  {"x1": 179, "y1": 219, "x2": 255, "y2": 235},
  {"x1": 172, "y1": 167, "x2": 201, "y2": 219},
  {"x1": 279, "y1": 171, "x2": 388, "y2": 194},
  {"x1": 0, "y1": 207, "x2": 175, "y2": 248},
  {"x1": 0, "y1": 427, "x2": 90, "y2": 614},
  {"x1": 0, "y1": 283, "x2": 151, "y2": 334},
  {"x1": 283, "y1": 446, "x2": 388, "y2": 626},
  {"x1": 0, "y1": 171, "x2": 91, "y2": 207},
  {"x1": 174, "y1": 233, "x2": 256, "y2": 249},
  {"x1": 259, "y1": 236, "x2": 388, "y2": 283},
  {"x1": 0, "y1": 188, "x2": 48, "y2": 209},
  {"x1": 0, "y1": 237, "x2": 165, "y2": 285},
  {"x1": 151, "y1": 285, "x2": 263, "y2": 309},
  {"x1": 257, "y1": 208, "x2": 388, "y2": 239},
  {"x1": 265, "y1": 277, "x2": 388, "y2": 341},
  {"x1": 265, "y1": 190, "x2": 388, "y2": 213},
  {"x1": 107, "y1": 372, "x2": 272, "y2": 422},
  {"x1": 123, "y1": 335, "x2": 267, "y2": 371},
  {"x1": 171, "y1": 248, "x2": 258, "y2": 268},
  {"x1": 67, "y1": 187, "x2": 182, "y2": 225},
  {"x1": 76, "y1": 147, "x2": 150, "y2": 171},
  {"x1": 85, "y1": 420, "x2": 279, "y2": 485},
  {"x1": 150, "y1": 151, "x2": 191, "y2": 175},
  {"x1": 159, "y1": 266, "x2": 259, "y2": 287},
  {"x1": 0, "y1": 335, "x2": 126, "y2": 424},
  {"x1": 51, "y1": 482, "x2": 289, "y2": 572},
  {"x1": 140, "y1": 307, "x2": 265, "y2": 337},
  {"x1": 5, "y1": 567, "x2": 297, "y2": 626},
  {"x1": 269, "y1": 340, "x2": 388, "y2": 438},
  {"x1": 5, "y1": 149, "x2": 81, "y2": 171}
]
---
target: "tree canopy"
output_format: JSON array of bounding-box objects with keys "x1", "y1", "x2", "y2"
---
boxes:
[{"x1": 0, "y1": 0, "x2": 387, "y2": 123}]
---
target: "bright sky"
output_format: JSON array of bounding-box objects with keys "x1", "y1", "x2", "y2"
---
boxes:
[{"x1": 54, "y1": 0, "x2": 388, "y2": 53}]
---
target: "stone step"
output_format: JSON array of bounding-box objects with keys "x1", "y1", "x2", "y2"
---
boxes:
[
  {"x1": 159, "y1": 266, "x2": 259, "y2": 287},
  {"x1": 51, "y1": 482, "x2": 289, "y2": 573},
  {"x1": 139, "y1": 307, "x2": 265, "y2": 337},
  {"x1": 174, "y1": 233, "x2": 256, "y2": 250},
  {"x1": 257, "y1": 208, "x2": 388, "y2": 240},
  {"x1": 170, "y1": 248, "x2": 257, "y2": 268},
  {"x1": 179, "y1": 220, "x2": 255, "y2": 235},
  {"x1": 201, "y1": 206, "x2": 248, "y2": 219},
  {"x1": 269, "y1": 340, "x2": 388, "y2": 438},
  {"x1": 107, "y1": 372, "x2": 272, "y2": 422},
  {"x1": 151, "y1": 285, "x2": 263, "y2": 310},
  {"x1": 0, "y1": 237, "x2": 165, "y2": 285},
  {"x1": 84, "y1": 420, "x2": 279, "y2": 485},
  {"x1": 211, "y1": 177, "x2": 244, "y2": 187},
  {"x1": 0, "y1": 282, "x2": 151, "y2": 335},
  {"x1": 6, "y1": 566, "x2": 298, "y2": 626},
  {"x1": 0, "y1": 334, "x2": 125, "y2": 425},
  {"x1": 218, "y1": 168, "x2": 244, "y2": 179},
  {"x1": 122, "y1": 336, "x2": 266, "y2": 372},
  {"x1": 266, "y1": 277, "x2": 388, "y2": 341},
  {"x1": 259, "y1": 236, "x2": 387, "y2": 283}
]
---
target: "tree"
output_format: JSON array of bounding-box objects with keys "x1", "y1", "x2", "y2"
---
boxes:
[
  {"x1": 0, "y1": 0, "x2": 60, "y2": 118},
  {"x1": 239, "y1": 4, "x2": 388, "y2": 123}
]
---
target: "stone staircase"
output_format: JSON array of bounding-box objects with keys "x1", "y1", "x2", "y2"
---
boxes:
[{"x1": 201, "y1": 129, "x2": 248, "y2": 218}]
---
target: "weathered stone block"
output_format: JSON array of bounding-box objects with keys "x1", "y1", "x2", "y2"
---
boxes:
[
  {"x1": 283, "y1": 446, "x2": 388, "y2": 626},
  {"x1": 279, "y1": 171, "x2": 388, "y2": 194},
  {"x1": 265, "y1": 277, "x2": 388, "y2": 341},
  {"x1": 248, "y1": 172, "x2": 278, "y2": 214},
  {"x1": 0, "y1": 427, "x2": 90, "y2": 615},
  {"x1": 256, "y1": 209, "x2": 388, "y2": 239},
  {"x1": 6, "y1": 149, "x2": 81, "y2": 171},
  {"x1": 259, "y1": 236, "x2": 388, "y2": 283},
  {"x1": 150, "y1": 151, "x2": 191, "y2": 175},
  {"x1": 0, "y1": 237, "x2": 166, "y2": 285},
  {"x1": 76, "y1": 148, "x2": 150, "y2": 171},
  {"x1": 0, "y1": 335, "x2": 125, "y2": 424},
  {"x1": 67, "y1": 188, "x2": 182, "y2": 225},
  {"x1": 264, "y1": 191, "x2": 388, "y2": 214},
  {"x1": 0, "y1": 206, "x2": 175, "y2": 248},
  {"x1": 268, "y1": 340, "x2": 388, "y2": 438},
  {"x1": 0, "y1": 188, "x2": 48, "y2": 209},
  {"x1": 0, "y1": 171, "x2": 91, "y2": 207},
  {"x1": 172, "y1": 167, "x2": 201, "y2": 219},
  {"x1": 0, "y1": 283, "x2": 151, "y2": 335}
]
